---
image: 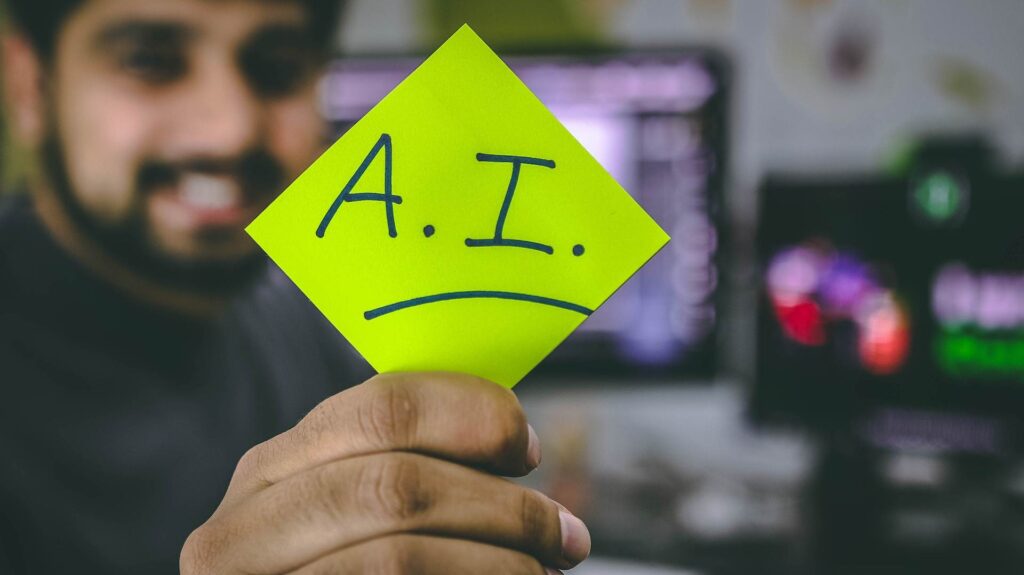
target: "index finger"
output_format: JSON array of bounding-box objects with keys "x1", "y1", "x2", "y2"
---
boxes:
[{"x1": 220, "y1": 372, "x2": 538, "y2": 509}]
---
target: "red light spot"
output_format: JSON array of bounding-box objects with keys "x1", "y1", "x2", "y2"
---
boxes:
[
  {"x1": 774, "y1": 297, "x2": 826, "y2": 346},
  {"x1": 859, "y1": 305, "x2": 910, "y2": 374}
]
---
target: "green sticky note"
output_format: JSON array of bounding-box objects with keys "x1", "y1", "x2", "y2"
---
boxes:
[{"x1": 247, "y1": 25, "x2": 669, "y2": 388}]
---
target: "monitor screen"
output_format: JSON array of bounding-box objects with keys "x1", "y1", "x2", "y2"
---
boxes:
[
  {"x1": 752, "y1": 172, "x2": 1024, "y2": 451},
  {"x1": 322, "y1": 51, "x2": 727, "y2": 378}
]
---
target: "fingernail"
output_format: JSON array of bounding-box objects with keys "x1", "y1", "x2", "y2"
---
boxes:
[
  {"x1": 558, "y1": 509, "x2": 591, "y2": 565},
  {"x1": 546, "y1": 569, "x2": 563, "y2": 575},
  {"x1": 526, "y1": 424, "x2": 542, "y2": 469}
]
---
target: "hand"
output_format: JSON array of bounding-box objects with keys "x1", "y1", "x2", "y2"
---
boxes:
[{"x1": 180, "y1": 372, "x2": 591, "y2": 574}]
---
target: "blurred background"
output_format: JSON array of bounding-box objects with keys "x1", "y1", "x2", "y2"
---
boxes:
[{"x1": 5, "y1": 0, "x2": 1024, "y2": 573}]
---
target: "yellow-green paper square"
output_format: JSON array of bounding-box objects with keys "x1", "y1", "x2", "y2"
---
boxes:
[{"x1": 246, "y1": 25, "x2": 670, "y2": 388}]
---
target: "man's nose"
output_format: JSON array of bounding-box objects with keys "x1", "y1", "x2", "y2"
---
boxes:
[{"x1": 173, "y1": 65, "x2": 265, "y2": 158}]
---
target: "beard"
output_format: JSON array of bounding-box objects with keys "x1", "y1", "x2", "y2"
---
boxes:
[{"x1": 40, "y1": 132, "x2": 286, "y2": 298}]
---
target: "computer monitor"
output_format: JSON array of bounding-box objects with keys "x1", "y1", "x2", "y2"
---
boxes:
[
  {"x1": 752, "y1": 171, "x2": 1024, "y2": 452},
  {"x1": 322, "y1": 50, "x2": 728, "y2": 379}
]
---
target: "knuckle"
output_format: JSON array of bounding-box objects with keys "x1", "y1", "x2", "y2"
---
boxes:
[
  {"x1": 232, "y1": 442, "x2": 270, "y2": 488},
  {"x1": 242, "y1": 462, "x2": 346, "y2": 538},
  {"x1": 366, "y1": 535, "x2": 422, "y2": 575},
  {"x1": 517, "y1": 489, "x2": 554, "y2": 552},
  {"x1": 296, "y1": 462, "x2": 348, "y2": 523},
  {"x1": 356, "y1": 454, "x2": 432, "y2": 525},
  {"x1": 178, "y1": 523, "x2": 226, "y2": 575},
  {"x1": 357, "y1": 380, "x2": 417, "y2": 449},
  {"x1": 296, "y1": 395, "x2": 342, "y2": 452}
]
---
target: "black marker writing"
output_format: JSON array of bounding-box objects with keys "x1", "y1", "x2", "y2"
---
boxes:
[
  {"x1": 317, "y1": 133, "x2": 402, "y2": 239},
  {"x1": 465, "y1": 154, "x2": 556, "y2": 255}
]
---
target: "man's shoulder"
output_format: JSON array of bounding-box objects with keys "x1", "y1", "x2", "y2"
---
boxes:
[
  {"x1": 238, "y1": 266, "x2": 351, "y2": 354},
  {"x1": 230, "y1": 265, "x2": 374, "y2": 382},
  {"x1": 240, "y1": 266, "x2": 331, "y2": 331}
]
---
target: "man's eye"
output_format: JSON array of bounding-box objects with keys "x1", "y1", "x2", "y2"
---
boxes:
[
  {"x1": 241, "y1": 49, "x2": 313, "y2": 98},
  {"x1": 118, "y1": 47, "x2": 186, "y2": 84}
]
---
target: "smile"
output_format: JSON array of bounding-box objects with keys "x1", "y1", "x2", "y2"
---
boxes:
[{"x1": 363, "y1": 291, "x2": 594, "y2": 320}]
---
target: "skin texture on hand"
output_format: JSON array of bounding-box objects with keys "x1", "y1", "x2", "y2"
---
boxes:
[{"x1": 179, "y1": 372, "x2": 590, "y2": 574}]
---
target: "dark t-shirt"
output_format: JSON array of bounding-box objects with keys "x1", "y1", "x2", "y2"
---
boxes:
[{"x1": 0, "y1": 194, "x2": 367, "y2": 573}]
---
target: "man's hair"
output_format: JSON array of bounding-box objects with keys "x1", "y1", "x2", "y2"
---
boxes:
[{"x1": 4, "y1": 0, "x2": 345, "y2": 60}]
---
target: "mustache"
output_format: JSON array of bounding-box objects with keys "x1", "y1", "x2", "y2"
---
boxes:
[{"x1": 136, "y1": 150, "x2": 286, "y2": 195}]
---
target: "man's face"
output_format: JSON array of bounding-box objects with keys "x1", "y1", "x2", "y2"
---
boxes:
[{"x1": 46, "y1": 0, "x2": 326, "y2": 291}]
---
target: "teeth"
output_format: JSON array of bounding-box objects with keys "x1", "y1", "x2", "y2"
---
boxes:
[{"x1": 179, "y1": 175, "x2": 241, "y2": 210}]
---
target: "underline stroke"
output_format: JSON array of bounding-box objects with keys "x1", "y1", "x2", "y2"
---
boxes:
[{"x1": 363, "y1": 291, "x2": 594, "y2": 320}]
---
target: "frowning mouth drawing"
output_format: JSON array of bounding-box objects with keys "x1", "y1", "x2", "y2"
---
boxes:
[{"x1": 363, "y1": 290, "x2": 593, "y2": 320}]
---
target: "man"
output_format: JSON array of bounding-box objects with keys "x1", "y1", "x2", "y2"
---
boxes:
[{"x1": 0, "y1": 0, "x2": 590, "y2": 573}]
